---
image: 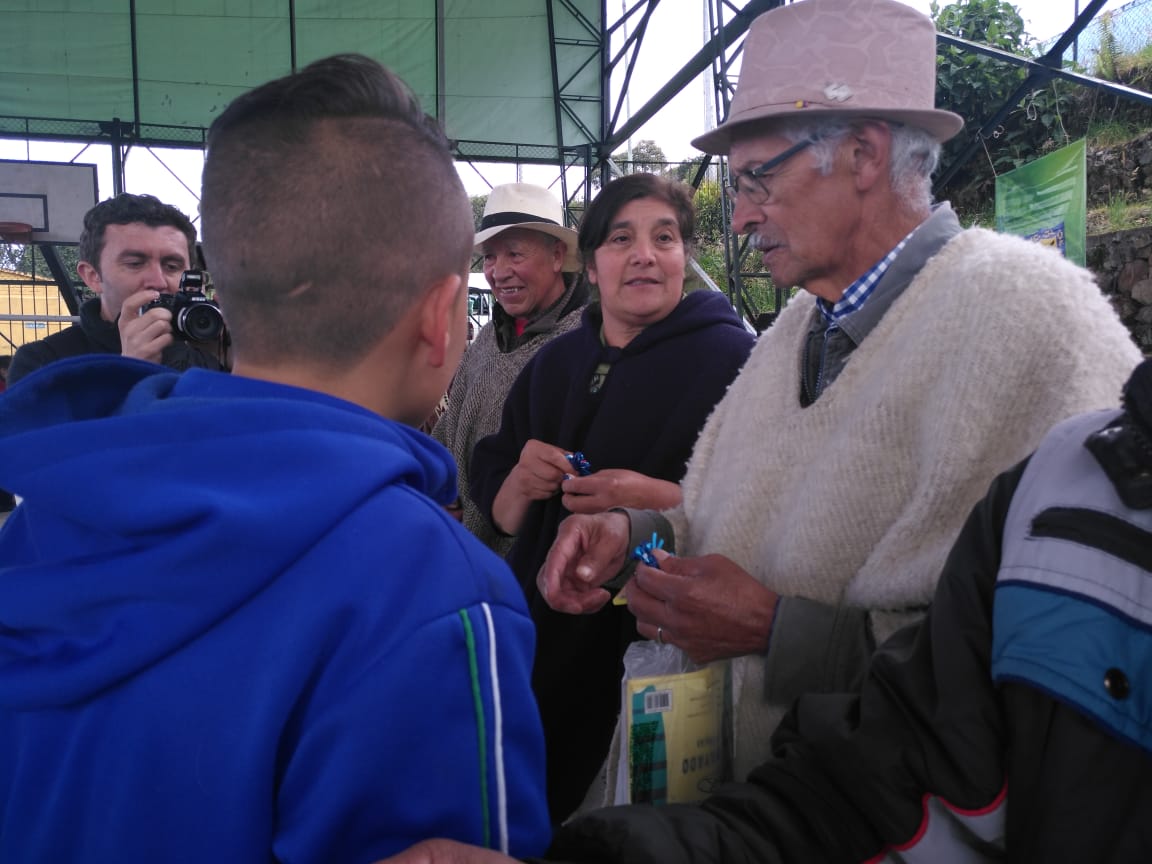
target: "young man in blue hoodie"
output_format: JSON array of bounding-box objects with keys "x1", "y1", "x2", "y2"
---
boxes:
[{"x1": 0, "y1": 55, "x2": 549, "y2": 863}]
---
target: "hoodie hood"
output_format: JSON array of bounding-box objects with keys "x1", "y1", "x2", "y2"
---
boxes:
[
  {"x1": 582, "y1": 287, "x2": 751, "y2": 355},
  {"x1": 0, "y1": 357, "x2": 456, "y2": 709}
]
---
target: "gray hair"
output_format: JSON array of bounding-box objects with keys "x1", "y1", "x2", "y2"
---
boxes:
[{"x1": 774, "y1": 117, "x2": 941, "y2": 213}]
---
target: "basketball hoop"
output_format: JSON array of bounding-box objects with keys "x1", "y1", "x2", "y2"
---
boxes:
[{"x1": 0, "y1": 221, "x2": 34, "y2": 244}]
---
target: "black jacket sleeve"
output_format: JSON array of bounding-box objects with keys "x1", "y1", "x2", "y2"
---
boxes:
[
  {"x1": 8, "y1": 337, "x2": 69, "y2": 386},
  {"x1": 543, "y1": 462, "x2": 1026, "y2": 864}
]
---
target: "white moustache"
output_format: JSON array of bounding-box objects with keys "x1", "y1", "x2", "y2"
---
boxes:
[{"x1": 748, "y1": 232, "x2": 778, "y2": 252}]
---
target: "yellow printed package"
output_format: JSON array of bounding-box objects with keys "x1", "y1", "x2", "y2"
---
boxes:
[{"x1": 623, "y1": 662, "x2": 728, "y2": 805}]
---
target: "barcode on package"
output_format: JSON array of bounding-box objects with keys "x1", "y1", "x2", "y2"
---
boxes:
[{"x1": 644, "y1": 689, "x2": 673, "y2": 713}]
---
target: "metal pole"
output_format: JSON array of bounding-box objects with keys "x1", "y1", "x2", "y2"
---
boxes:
[
  {"x1": 111, "y1": 118, "x2": 125, "y2": 196},
  {"x1": 1074, "y1": 0, "x2": 1080, "y2": 66},
  {"x1": 622, "y1": 0, "x2": 632, "y2": 168}
]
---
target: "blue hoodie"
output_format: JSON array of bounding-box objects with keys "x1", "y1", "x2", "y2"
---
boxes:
[{"x1": 0, "y1": 357, "x2": 549, "y2": 863}]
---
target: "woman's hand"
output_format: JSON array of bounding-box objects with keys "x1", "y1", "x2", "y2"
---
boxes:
[
  {"x1": 561, "y1": 469, "x2": 681, "y2": 514},
  {"x1": 489, "y1": 439, "x2": 572, "y2": 535}
]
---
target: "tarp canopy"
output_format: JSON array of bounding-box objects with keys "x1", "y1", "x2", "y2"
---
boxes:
[{"x1": 0, "y1": 0, "x2": 603, "y2": 164}]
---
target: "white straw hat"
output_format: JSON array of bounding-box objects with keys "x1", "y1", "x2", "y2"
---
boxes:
[
  {"x1": 692, "y1": 0, "x2": 964, "y2": 154},
  {"x1": 473, "y1": 183, "x2": 581, "y2": 272}
]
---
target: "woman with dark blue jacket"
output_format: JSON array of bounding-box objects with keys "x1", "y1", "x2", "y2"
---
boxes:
[{"x1": 471, "y1": 173, "x2": 755, "y2": 826}]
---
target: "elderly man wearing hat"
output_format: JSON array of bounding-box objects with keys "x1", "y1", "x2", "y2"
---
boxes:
[
  {"x1": 539, "y1": 0, "x2": 1140, "y2": 786},
  {"x1": 434, "y1": 183, "x2": 588, "y2": 553}
]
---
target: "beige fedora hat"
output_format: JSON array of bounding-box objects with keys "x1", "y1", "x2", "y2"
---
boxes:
[
  {"x1": 692, "y1": 0, "x2": 964, "y2": 154},
  {"x1": 473, "y1": 183, "x2": 581, "y2": 272}
]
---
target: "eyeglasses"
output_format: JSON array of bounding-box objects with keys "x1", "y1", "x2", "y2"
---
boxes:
[{"x1": 724, "y1": 139, "x2": 813, "y2": 205}]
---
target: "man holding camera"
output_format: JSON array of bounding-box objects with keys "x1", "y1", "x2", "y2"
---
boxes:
[{"x1": 6, "y1": 192, "x2": 226, "y2": 385}]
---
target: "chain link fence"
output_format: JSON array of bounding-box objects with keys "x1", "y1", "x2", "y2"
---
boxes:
[{"x1": 1040, "y1": 0, "x2": 1152, "y2": 71}]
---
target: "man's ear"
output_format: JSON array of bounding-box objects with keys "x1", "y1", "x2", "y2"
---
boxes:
[
  {"x1": 848, "y1": 121, "x2": 890, "y2": 193},
  {"x1": 552, "y1": 240, "x2": 566, "y2": 274},
  {"x1": 77, "y1": 261, "x2": 102, "y2": 294},
  {"x1": 419, "y1": 272, "x2": 464, "y2": 369}
]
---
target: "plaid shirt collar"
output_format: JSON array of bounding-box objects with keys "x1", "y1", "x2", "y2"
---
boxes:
[{"x1": 816, "y1": 229, "x2": 915, "y2": 326}]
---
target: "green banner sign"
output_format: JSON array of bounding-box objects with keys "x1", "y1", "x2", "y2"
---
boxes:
[{"x1": 995, "y1": 139, "x2": 1087, "y2": 266}]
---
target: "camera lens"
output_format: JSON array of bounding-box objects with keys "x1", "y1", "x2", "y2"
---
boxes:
[{"x1": 177, "y1": 303, "x2": 225, "y2": 342}]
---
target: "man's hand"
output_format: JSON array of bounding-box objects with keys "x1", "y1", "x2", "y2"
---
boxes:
[
  {"x1": 625, "y1": 551, "x2": 778, "y2": 665},
  {"x1": 373, "y1": 839, "x2": 518, "y2": 864},
  {"x1": 537, "y1": 510, "x2": 630, "y2": 613},
  {"x1": 490, "y1": 439, "x2": 573, "y2": 535},
  {"x1": 119, "y1": 290, "x2": 174, "y2": 363},
  {"x1": 561, "y1": 469, "x2": 682, "y2": 514}
]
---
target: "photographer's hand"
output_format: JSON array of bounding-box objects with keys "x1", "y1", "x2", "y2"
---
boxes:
[{"x1": 119, "y1": 290, "x2": 174, "y2": 363}]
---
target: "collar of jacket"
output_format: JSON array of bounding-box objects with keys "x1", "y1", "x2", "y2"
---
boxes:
[
  {"x1": 493, "y1": 277, "x2": 589, "y2": 352},
  {"x1": 79, "y1": 296, "x2": 124, "y2": 353},
  {"x1": 829, "y1": 202, "x2": 964, "y2": 347}
]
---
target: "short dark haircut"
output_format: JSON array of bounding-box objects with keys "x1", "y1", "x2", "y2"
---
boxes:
[
  {"x1": 578, "y1": 173, "x2": 696, "y2": 261},
  {"x1": 78, "y1": 193, "x2": 197, "y2": 271},
  {"x1": 201, "y1": 53, "x2": 474, "y2": 368}
]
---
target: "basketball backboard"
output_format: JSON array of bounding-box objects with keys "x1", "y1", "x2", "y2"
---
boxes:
[{"x1": 0, "y1": 160, "x2": 99, "y2": 244}]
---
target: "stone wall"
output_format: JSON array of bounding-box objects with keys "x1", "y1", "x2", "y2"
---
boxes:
[
  {"x1": 1087, "y1": 131, "x2": 1152, "y2": 202},
  {"x1": 1087, "y1": 225, "x2": 1152, "y2": 352}
]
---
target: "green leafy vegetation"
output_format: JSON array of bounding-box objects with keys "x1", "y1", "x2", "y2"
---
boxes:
[
  {"x1": 0, "y1": 244, "x2": 80, "y2": 283},
  {"x1": 930, "y1": 0, "x2": 1152, "y2": 227},
  {"x1": 1090, "y1": 120, "x2": 1141, "y2": 147},
  {"x1": 1096, "y1": 11, "x2": 1121, "y2": 81},
  {"x1": 1107, "y1": 191, "x2": 1134, "y2": 229}
]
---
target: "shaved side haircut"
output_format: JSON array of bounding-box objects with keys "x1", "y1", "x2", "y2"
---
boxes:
[{"x1": 201, "y1": 54, "x2": 474, "y2": 367}]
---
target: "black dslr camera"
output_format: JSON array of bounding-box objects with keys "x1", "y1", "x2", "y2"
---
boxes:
[{"x1": 142, "y1": 270, "x2": 225, "y2": 342}]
